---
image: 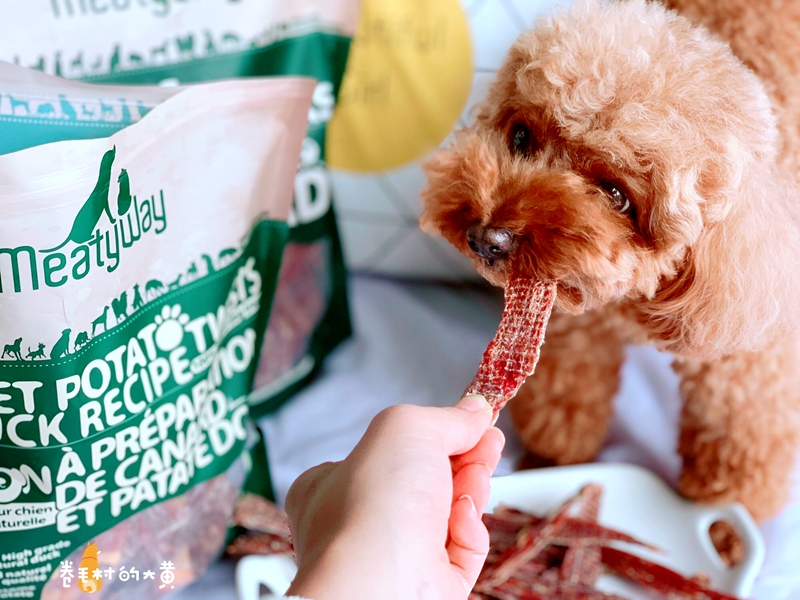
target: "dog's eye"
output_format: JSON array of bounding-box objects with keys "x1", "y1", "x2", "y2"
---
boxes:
[
  {"x1": 600, "y1": 181, "x2": 631, "y2": 214},
  {"x1": 510, "y1": 123, "x2": 533, "y2": 157}
]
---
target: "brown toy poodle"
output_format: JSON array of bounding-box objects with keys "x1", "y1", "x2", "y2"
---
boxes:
[{"x1": 421, "y1": 0, "x2": 800, "y2": 520}]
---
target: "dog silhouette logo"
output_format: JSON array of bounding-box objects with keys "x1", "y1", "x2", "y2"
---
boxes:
[
  {"x1": 0, "y1": 145, "x2": 167, "y2": 296},
  {"x1": 1, "y1": 337, "x2": 23, "y2": 361},
  {"x1": 77, "y1": 542, "x2": 102, "y2": 594},
  {"x1": 42, "y1": 147, "x2": 117, "y2": 252}
]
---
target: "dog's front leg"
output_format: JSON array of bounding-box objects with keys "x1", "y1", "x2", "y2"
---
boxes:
[
  {"x1": 675, "y1": 339, "x2": 800, "y2": 521},
  {"x1": 509, "y1": 307, "x2": 625, "y2": 465}
]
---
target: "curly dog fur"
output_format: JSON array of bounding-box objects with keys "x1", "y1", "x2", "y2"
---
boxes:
[{"x1": 421, "y1": 0, "x2": 800, "y2": 520}]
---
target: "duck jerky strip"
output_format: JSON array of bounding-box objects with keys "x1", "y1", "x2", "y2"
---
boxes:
[
  {"x1": 560, "y1": 484, "x2": 604, "y2": 585},
  {"x1": 479, "y1": 502, "x2": 570, "y2": 587},
  {"x1": 474, "y1": 485, "x2": 746, "y2": 600},
  {"x1": 492, "y1": 503, "x2": 540, "y2": 523},
  {"x1": 693, "y1": 573, "x2": 714, "y2": 588},
  {"x1": 483, "y1": 511, "x2": 656, "y2": 554},
  {"x1": 489, "y1": 571, "x2": 629, "y2": 600},
  {"x1": 479, "y1": 485, "x2": 592, "y2": 588},
  {"x1": 42, "y1": 470, "x2": 241, "y2": 600},
  {"x1": 233, "y1": 493, "x2": 292, "y2": 538},
  {"x1": 551, "y1": 519, "x2": 659, "y2": 550},
  {"x1": 483, "y1": 510, "x2": 542, "y2": 548},
  {"x1": 254, "y1": 243, "x2": 328, "y2": 390},
  {"x1": 227, "y1": 494, "x2": 294, "y2": 558},
  {"x1": 600, "y1": 547, "x2": 740, "y2": 600},
  {"x1": 226, "y1": 532, "x2": 294, "y2": 557},
  {"x1": 476, "y1": 514, "x2": 569, "y2": 592},
  {"x1": 464, "y1": 276, "x2": 557, "y2": 418}
]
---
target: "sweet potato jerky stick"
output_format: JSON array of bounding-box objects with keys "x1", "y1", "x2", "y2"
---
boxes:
[{"x1": 465, "y1": 276, "x2": 557, "y2": 418}]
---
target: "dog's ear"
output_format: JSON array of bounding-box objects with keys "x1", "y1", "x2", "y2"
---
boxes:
[{"x1": 639, "y1": 161, "x2": 800, "y2": 359}]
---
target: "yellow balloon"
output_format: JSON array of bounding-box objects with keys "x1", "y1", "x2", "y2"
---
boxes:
[{"x1": 327, "y1": 0, "x2": 473, "y2": 172}]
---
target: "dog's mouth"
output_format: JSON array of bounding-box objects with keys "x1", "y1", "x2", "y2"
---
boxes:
[
  {"x1": 464, "y1": 224, "x2": 596, "y2": 314},
  {"x1": 469, "y1": 241, "x2": 531, "y2": 292}
]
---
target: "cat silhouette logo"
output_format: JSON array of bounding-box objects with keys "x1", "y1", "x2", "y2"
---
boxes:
[{"x1": 78, "y1": 542, "x2": 102, "y2": 594}]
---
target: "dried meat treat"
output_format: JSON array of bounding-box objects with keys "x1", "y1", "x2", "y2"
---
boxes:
[
  {"x1": 41, "y1": 467, "x2": 243, "y2": 600},
  {"x1": 692, "y1": 573, "x2": 714, "y2": 588},
  {"x1": 600, "y1": 547, "x2": 740, "y2": 600},
  {"x1": 491, "y1": 576, "x2": 629, "y2": 600},
  {"x1": 233, "y1": 494, "x2": 292, "y2": 538},
  {"x1": 464, "y1": 276, "x2": 556, "y2": 418},
  {"x1": 254, "y1": 242, "x2": 328, "y2": 390},
  {"x1": 226, "y1": 493, "x2": 294, "y2": 559},
  {"x1": 478, "y1": 485, "x2": 591, "y2": 589},
  {"x1": 550, "y1": 519, "x2": 658, "y2": 550},
  {"x1": 475, "y1": 484, "x2": 747, "y2": 600},
  {"x1": 226, "y1": 532, "x2": 294, "y2": 557},
  {"x1": 560, "y1": 484, "x2": 604, "y2": 586}
]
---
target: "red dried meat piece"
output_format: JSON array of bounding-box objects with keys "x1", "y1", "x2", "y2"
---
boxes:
[
  {"x1": 226, "y1": 532, "x2": 294, "y2": 557},
  {"x1": 483, "y1": 515, "x2": 658, "y2": 563},
  {"x1": 233, "y1": 493, "x2": 292, "y2": 538},
  {"x1": 42, "y1": 470, "x2": 242, "y2": 600},
  {"x1": 692, "y1": 573, "x2": 713, "y2": 588},
  {"x1": 479, "y1": 485, "x2": 593, "y2": 588},
  {"x1": 255, "y1": 242, "x2": 327, "y2": 389},
  {"x1": 477, "y1": 485, "x2": 747, "y2": 600},
  {"x1": 600, "y1": 547, "x2": 741, "y2": 600},
  {"x1": 227, "y1": 493, "x2": 295, "y2": 559},
  {"x1": 483, "y1": 511, "x2": 540, "y2": 551},
  {"x1": 491, "y1": 576, "x2": 630, "y2": 600},
  {"x1": 465, "y1": 276, "x2": 556, "y2": 418},
  {"x1": 560, "y1": 484, "x2": 603, "y2": 586},
  {"x1": 551, "y1": 518, "x2": 659, "y2": 550}
]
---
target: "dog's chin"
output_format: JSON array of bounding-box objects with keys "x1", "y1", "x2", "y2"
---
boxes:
[{"x1": 473, "y1": 259, "x2": 511, "y2": 287}]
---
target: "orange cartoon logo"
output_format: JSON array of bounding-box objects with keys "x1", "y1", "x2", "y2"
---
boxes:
[{"x1": 77, "y1": 542, "x2": 102, "y2": 594}]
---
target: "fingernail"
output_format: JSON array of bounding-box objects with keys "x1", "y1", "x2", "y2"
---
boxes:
[
  {"x1": 491, "y1": 427, "x2": 506, "y2": 447},
  {"x1": 457, "y1": 494, "x2": 477, "y2": 515},
  {"x1": 474, "y1": 461, "x2": 494, "y2": 477},
  {"x1": 460, "y1": 394, "x2": 491, "y2": 413}
]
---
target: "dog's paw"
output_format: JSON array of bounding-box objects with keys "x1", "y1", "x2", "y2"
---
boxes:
[
  {"x1": 709, "y1": 521, "x2": 744, "y2": 568},
  {"x1": 678, "y1": 434, "x2": 789, "y2": 521},
  {"x1": 510, "y1": 391, "x2": 609, "y2": 465}
]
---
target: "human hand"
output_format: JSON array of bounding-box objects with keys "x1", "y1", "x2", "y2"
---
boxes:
[{"x1": 284, "y1": 395, "x2": 505, "y2": 600}]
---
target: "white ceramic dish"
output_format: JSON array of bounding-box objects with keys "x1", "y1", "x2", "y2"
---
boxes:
[
  {"x1": 238, "y1": 462, "x2": 765, "y2": 600},
  {"x1": 487, "y1": 462, "x2": 765, "y2": 598},
  {"x1": 238, "y1": 554, "x2": 297, "y2": 600}
]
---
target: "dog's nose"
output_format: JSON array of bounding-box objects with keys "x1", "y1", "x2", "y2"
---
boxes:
[{"x1": 466, "y1": 224, "x2": 516, "y2": 262}]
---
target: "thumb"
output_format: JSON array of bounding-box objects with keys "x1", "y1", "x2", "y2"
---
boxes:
[{"x1": 423, "y1": 395, "x2": 494, "y2": 456}]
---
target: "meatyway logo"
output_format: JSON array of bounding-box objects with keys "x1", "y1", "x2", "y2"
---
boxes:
[{"x1": 0, "y1": 147, "x2": 167, "y2": 294}]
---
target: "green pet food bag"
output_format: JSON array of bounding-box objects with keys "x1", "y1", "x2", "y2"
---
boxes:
[
  {"x1": 0, "y1": 66, "x2": 315, "y2": 599},
  {"x1": 0, "y1": 0, "x2": 358, "y2": 417}
]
